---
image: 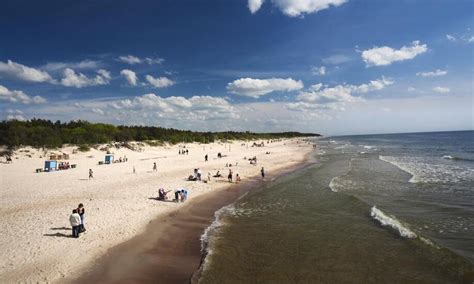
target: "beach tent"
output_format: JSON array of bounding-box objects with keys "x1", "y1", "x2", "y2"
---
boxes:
[
  {"x1": 105, "y1": 154, "x2": 114, "y2": 164},
  {"x1": 44, "y1": 160, "x2": 57, "y2": 172}
]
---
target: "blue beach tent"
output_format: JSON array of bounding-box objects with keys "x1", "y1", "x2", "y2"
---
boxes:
[
  {"x1": 105, "y1": 154, "x2": 114, "y2": 164},
  {"x1": 44, "y1": 160, "x2": 57, "y2": 172}
]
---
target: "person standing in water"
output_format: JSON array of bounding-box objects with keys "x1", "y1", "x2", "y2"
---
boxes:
[{"x1": 261, "y1": 167, "x2": 265, "y2": 179}]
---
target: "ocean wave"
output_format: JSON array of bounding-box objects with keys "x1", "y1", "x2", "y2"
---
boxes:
[
  {"x1": 199, "y1": 204, "x2": 235, "y2": 272},
  {"x1": 379, "y1": 155, "x2": 474, "y2": 184},
  {"x1": 370, "y1": 206, "x2": 417, "y2": 238},
  {"x1": 442, "y1": 155, "x2": 474, "y2": 162},
  {"x1": 329, "y1": 177, "x2": 340, "y2": 192}
]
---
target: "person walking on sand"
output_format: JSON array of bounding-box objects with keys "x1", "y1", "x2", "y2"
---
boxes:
[
  {"x1": 77, "y1": 203, "x2": 86, "y2": 232},
  {"x1": 69, "y1": 209, "x2": 82, "y2": 238},
  {"x1": 205, "y1": 154, "x2": 208, "y2": 162},
  {"x1": 153, "y1": 162, "x2": 157, "y2": 172},
  {"x1": 261, "y1": 167, "x2": 265, "y2": 179},
  {"x1": 88, "y1": 169, "x2": 93, "y2": 180}
]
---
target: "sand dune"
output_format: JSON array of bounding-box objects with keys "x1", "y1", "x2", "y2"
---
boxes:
[{"x1": 0, "y1": 139, "x2": 313, "y2": 283}]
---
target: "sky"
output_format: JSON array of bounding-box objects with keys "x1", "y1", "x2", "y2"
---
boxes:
[{"x1": 0, "y1": 0, "x2": 473, "y2": 135}]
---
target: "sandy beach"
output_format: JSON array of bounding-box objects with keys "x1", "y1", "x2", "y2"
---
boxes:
[{"x1": 0, "y1": 139, "x2": 313, "y2": 283}]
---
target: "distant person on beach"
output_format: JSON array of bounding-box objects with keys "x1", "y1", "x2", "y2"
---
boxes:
[
  {"x1": 88, "y1": 169, "x2": 93, "y2": 180},
  {"x1": 205, "y1": 154, "x2": 208, "y2": 162},
  {"x1": 261, "y1": 167, "x2": 265, "y2": 178},
  {"x1": 133, "y1": 166, "x2": 136, "y2": 174},
  {"x1": 77, "y1": 203, "x2": 86, "y2": 232},
  {"x1": 174, "y1": 189, "x2": 181, "y2": 202},
  {"x1": 236, "y1": 173, "x2": 241, "y2": 183},
  {"x1": 153, "y1": 162, "x2": 157, "y2": 172},
  {"x1": 69, "y1": 209, "x2": 81, "y2": 238},
  {"x1": 197, "y1": 168, "x2": 202, "y2": 181},
  {"x1": 208, "y1": 172, "x2": 211, "y2": 181},
  {"x1": 228, "y1": 169, "x2": 233, "y2": 182},
  {"x1": 158, "y1": 188, "x2": 170, "y2": 201},
  {"x1": 214, "y1": 170, "x2": 221, "y2": 178},
  {"x1": 181, "y1": 189, "x2": 188, "y2": 202},
  {"x1": 186, "y1": 149, "x2": 189, "y2": 155}
]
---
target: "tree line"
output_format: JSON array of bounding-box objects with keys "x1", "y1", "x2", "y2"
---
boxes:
[{"x1": 0, "y1": 119, "x2": 320, "y2": 149}]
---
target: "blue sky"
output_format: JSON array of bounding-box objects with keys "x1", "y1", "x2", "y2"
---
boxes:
[{"x1": 0, "y1": 0, "x2": 472, "y2": 135}]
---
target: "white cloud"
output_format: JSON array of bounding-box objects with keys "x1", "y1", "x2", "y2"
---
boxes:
[
  {"x1": 145, "y1": 57, "x2": 165, "y2": 65},
  {"x1": 118, "y1": 55, "x2": 142, "y2": 65},
  {"x1": 227, "y1": 77, "x2": 303, "y2": 98},
  {"x1": 361, "y1": 41, "x2": 428, "y2": 67},
  {"x1": 145, "y1": 75, "x2": 175, "y2": 88},
  {"x1": 119, "y1": 55, "x2": 164, "y2": 65},
  {"x1": 0, "y1": 60, "x2": 53, "y2": 82},
  {"x1": 120, "y1": 69, "x2": 138, "y2": 86},
  {"x1": 270, "y1": 0, "x2": 347, "y2": 17},
  {"x1": 407, "y1": 87, "x2": 416, "y2": 92},
  {"x1": 296, "y1": 77, "x2": 393, "y2": 104},
  {"x1": 0, "y1": 84, "x2": 47, "y2": 104},
  {"x1": 5, "y1": 109, "x2": 26, "y2": 121},
  {"x1": 351, "y1": 77, "x2": 394, "y2": 93},
  {"x1": 446, "y1": 34, "x2": 457, "y2": 42},
  {"x1": 60, "y1": 68, "x2": 110, "y2": 88},
  {"x1": 108, "y1": 94, "x2": 239, "y2": 122},
  {"x1": 97, "y1": 69, "x2": 111, "y2": 80},
  {"x1": 416, "y1": 69, "x2": 447, "y2": 77},
  {"x1": 248, "y1": 0, "x2": 264, "y2": 13},
  {"x1": 469, "y1": 36, "x2": 474, "y2": 43},
  {"x1": 432, "y1": 86, "x2": 450, "y2": 93},
  {"x1": 42, "y1": 60, "x2": 101, "y2": 71},
  {"x1": 311, "y1": 65, "x2": 326, "y2": 75}
]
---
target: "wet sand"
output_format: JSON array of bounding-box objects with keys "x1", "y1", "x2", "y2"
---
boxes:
[{"x1": 69, "y1": 158, "x2": 314, "y2": 284}]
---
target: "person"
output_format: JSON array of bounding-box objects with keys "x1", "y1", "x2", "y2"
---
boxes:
[
  {"x1": 181, "y1": 189, "x2": 188, "y2": 202},
  {"x1": 261, "y1": 167, "x2": 265, "y2": 178},
  {"x1": 208, "y1": 172, "x2": 211, "y2": 181},
  {"x1": 213, "y1": 170, "x2": 221, "y2": 178},
  {"x1": 88, "y1": 169, "x2": 93, "y2": 180},
  {"x1": 174, "y1": 189, "x2": 181, "y2": 202},
  {"x1": 197, "y1": 168, "x2": 202, "y2": 181},
  {"x1": 205, "y1": 154, "x2": 208, "y2": 162},
  {"x1": 236, "y1": 173, "x2": 241, "y2": 183},
  {"x1": 69, "y1": 209, "x2": 81, "y2": 238},
  {"x1": 133, "y1": 166, "x2": 136, "y2": 174},
  {"x1": 158, "y1": 188, "x2": 170, "y2": 201},
  {"x1": 228, "y1": 169, "x2": 233, "y2": 183},
  {"x1": 153, "y1": 162, "x2": 157, "y2": 172},
  {"x1": 77, "y1": 203, "x2": 86, "y2": 232}
]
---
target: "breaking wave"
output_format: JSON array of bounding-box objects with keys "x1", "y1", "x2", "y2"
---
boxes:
[
  {"x1": 370, "y1": 206, "x2": 417, "y2": 238},
  {"x1": 379, "y1": 155, "x2": 474, "y2": 184}
]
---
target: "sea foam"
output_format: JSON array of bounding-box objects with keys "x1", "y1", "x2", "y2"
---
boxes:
[{"x1": 370, "y1": 206, "x2": 417, "y2": 238}]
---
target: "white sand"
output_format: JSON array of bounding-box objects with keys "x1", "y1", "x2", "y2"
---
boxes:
[{"x1": 0, "y1": 139, "x2": 313, "y2": 283}]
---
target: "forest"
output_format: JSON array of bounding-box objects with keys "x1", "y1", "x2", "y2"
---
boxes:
[{"x1": 0, "y1": 119, "x2": 320, "y2": 149}]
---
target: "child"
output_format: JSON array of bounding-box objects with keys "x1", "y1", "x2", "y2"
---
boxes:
[{"x1": 236, "y1": 173, "x2": 241, "y2": 183}]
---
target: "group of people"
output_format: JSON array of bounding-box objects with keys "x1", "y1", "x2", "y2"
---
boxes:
[
  {"x1": 179, "y1": 149, "x2": 189, "y2": 155},
  {"x1": 114, "y1": 156, "x2": 128, "y2": 163},
  {"x1": 174, "y1": 188, "x2": 188, "y2": 202},
  {"x1": 58, "y1": 161, "x2": 71, "y2": 170},
  {"x1": 69, "y1": 203, "x2": 86, "y2": 238},
  {"x1": 188, "y1": 168, "x2": 203, "y2": 181}
]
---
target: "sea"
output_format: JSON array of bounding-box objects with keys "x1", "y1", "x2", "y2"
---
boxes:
[{"x1": 196, "y1": 131, "x2": 474, "y2": 283}]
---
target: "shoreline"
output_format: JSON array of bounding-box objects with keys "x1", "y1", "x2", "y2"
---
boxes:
[
  {"x1": 0, "y1": 138, "x2": 315, "y2": 283},
  {"x1": 68, "y1": 152, "x2": 315, "y2": 284}
]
